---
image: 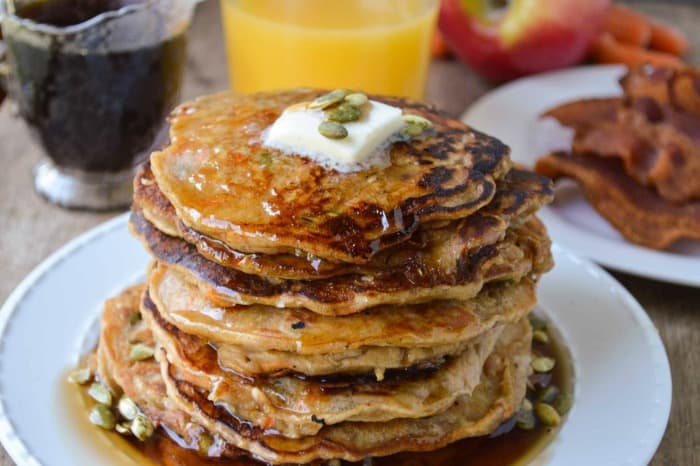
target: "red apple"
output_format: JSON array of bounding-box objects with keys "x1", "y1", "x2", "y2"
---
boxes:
[{"x1": 439, "y1": 0, "x2": 611, "y2": 82}]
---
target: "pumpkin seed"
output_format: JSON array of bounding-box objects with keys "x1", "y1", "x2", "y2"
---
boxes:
[
  {"x1": 115, "y1": 422, "x2": 132, "y2": 435},
  {"x1": 88, "y1": 382, "x2": 113, "y2": 406},
  {"x1": 131, "y1": 414, "x2": 155, "y2": 441},
  {"x1": 318, "y1": 121, "x2": 348, "y2": 139},
  {"x1": 89, "y1": 405, "x2": 116, "y2": 430},
  {"x1": 537, "y1": 385, "x2": 560, "y2": 404},
  {"x1": 327, "y1": 103, "x2": 362, "y2": 123},
  {"x1": 553, "y1": 393, "x2": 573, "y2": 416},
  {"x1": 402, "y1": 114, "x2": 433, "y2": 129},
  {"x1": 129, "y1": 343, "x2": 155, "y2": 361},
  {"x1": 344, "y1": 92, "x2": 368, "y2": 107},
  {"x1": 309, "y1": 89, "x2": 347, "y2": 110},
  {"x1": 531, "y1": 356, "x2": 556, "y2": 373},
  {"x1": 528, "y1": 314, "x2": 547, "y2": 331},
  {"x1": 402, "y1": 123, "x2": 424, "y2": 137},
  {"x1": 118, "y1": 396, "x2": 139, "y2": 421},
  {"x1": 68, "y1": 368, "x2": 92, "y2": 385},
  {"x1": 535, "y1": 402, "x2": 561, "y2": 426},
  {"x1": 515, "y1": 406, "x2": 536, "y2": 430},
  {"x1": 533, "y1": 329, "x2": 549, "y2": 344}
]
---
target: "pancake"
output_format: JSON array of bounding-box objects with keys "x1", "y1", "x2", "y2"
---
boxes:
[
  {"x1": 150, "y1": 89, "x2": 512, "y2": 264},
  {"x1": 535, "y1": 151, "x2": 700, "y2": 248},
  {"x1": 215, "y1": 338, "x2": 483, "y2": 378},
  {"x1": 135, "y1": 162, "x2": 554, "y2": 280},
  {"x1": 148, "y1": 263, "x2": 536, "y2": 354},
  {"x1": 158, "y1": 318, "x2": 531, "y2": 464},
  {"x1": 132, "y1": 212, "x2": 551, "y2": 315},
  {"x1": 134, "y1": 166, "x2": 181, "y2": 238},
  {"x1": 95, "y1": 284, "x2": 235, "y2": 458},
  {"x1": 142, "y1": 294, "x2": 506, "y2": 438}
]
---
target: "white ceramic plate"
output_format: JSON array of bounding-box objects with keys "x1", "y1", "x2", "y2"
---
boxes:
[
  {"x1": 0, "y1": 215, "x2": 671, "y2": 466},
  {"x1": 462, "y1": 65, "x2": 700, "y2": 287}
]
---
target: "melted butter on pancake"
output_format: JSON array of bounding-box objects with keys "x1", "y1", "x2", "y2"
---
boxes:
[{"x1": 263, "y1": 98, "x2": 405, "y2": 170}]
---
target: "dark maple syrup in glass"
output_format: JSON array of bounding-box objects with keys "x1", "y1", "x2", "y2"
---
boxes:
[{"x1": 5, "y1": 0, "x2": 186, "y2": 172}]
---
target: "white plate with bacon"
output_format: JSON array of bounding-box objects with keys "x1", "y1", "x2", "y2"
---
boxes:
[{"x1": 463, "y1": 65, "x2": 700, "y2": 287}]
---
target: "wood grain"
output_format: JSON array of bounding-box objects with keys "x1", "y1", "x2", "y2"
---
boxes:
[{"x1": 0, "y1": 1, "x2": 697, "y2": 465}]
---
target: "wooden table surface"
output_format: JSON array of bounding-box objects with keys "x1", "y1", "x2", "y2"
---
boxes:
[{"x1": 0, "y1": 1, "x2": 698, "y2": 465}]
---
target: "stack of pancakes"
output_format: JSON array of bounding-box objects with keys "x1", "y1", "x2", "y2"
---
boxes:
[{"x1": 96, "y1": 89, "x2": 554, "y2": 464}]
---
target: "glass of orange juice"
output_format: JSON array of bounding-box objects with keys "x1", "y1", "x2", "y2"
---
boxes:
[{"x1": 219, "y1": 0, "x2": 438, "y2": 99}]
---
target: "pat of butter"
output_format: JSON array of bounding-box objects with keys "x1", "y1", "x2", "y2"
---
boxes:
[{"x1": 263, "y1": 100, "x2": 405, "y2": 170}]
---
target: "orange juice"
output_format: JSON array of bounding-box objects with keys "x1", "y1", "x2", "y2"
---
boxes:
[{"x1": 220, "y1": 0, "x2": 438, "y2": 99}]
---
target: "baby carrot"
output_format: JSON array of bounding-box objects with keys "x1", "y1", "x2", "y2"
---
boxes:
[
  {"x1": 649, "y1": 20, "x2": 689, "y2": 56},
  {"x1": 591, "y1": 32, "x2": 683, "y2": 69},
  {"x1": 603, "y1": 4, "x2": 651, "y2": 47},
  {"x1": 432, "y1": 29, "x2": 452, "y2": 59}
]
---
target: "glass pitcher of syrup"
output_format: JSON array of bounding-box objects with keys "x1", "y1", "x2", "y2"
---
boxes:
[{"x1": 0, "y1": 0, "x2": 196, "y2": 210}]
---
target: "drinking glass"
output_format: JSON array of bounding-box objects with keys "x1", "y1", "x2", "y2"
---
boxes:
[
  {"x1": 219, "y1": 0, "x2": 438, "y2": 100},
  {"x1": 0, "y1": 0, "x2": 196, "y2": 210}
]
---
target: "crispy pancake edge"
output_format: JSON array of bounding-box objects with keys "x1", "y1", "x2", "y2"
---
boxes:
[
  {"x1": 136, "y1": 162, "x2": 553, "y2": 280},
  {"x1": 131, "y1": 210, "x2": 551, "y2": 315}
]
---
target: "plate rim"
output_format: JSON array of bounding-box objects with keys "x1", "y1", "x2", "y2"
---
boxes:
[
  {"x1": 545, "y1": 244, "x2": 673, "y2": 466},
  {"x1": 0, "y1": 213, "x2": 130, "y2": 466},
  {"x1": 0, "y1": 214, "x2": 672, "y2": 466},
  {"x1": 461, "y1": 64, "x2": 700, "y2": 288}
]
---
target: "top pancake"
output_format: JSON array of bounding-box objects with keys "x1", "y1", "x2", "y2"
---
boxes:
[
  {"x1": 136, "y1": 162, "x2": 553, "y2": 280},
  {"x1": 150, "y1": 89, "x2": 511, "y2": 264}
]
